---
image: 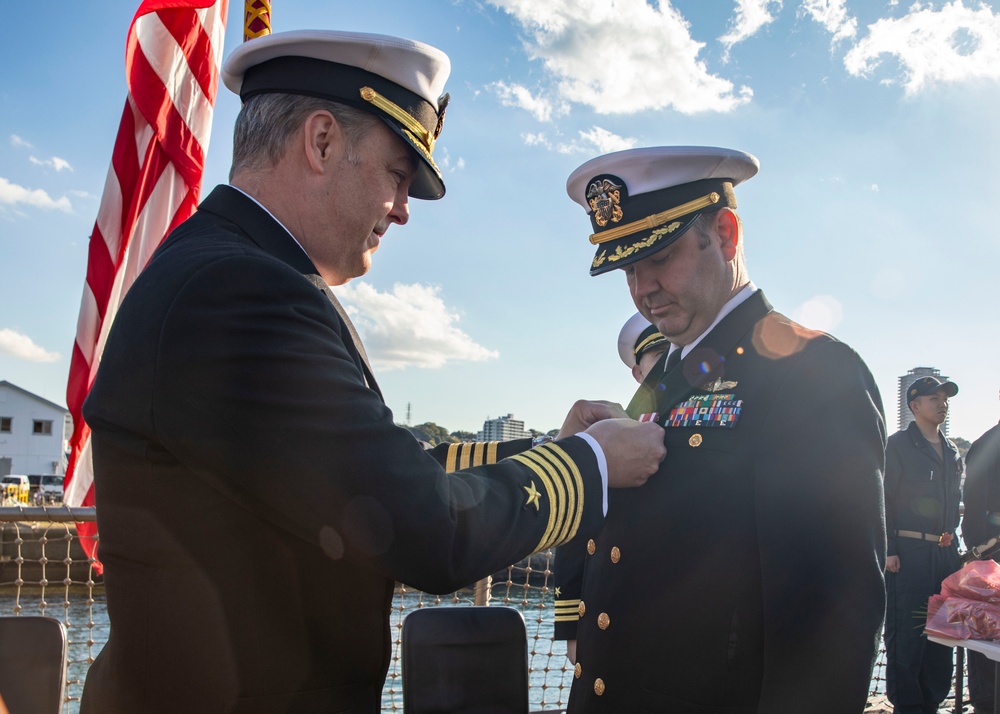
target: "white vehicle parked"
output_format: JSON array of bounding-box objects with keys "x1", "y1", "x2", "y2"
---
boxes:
[{"x1": 38, "y1": 474, "x2": 64, "y2": 504}]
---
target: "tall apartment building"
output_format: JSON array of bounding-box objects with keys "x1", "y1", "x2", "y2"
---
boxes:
[
  {"x1": 477, "y1": 414, "x2": 528, "y2": 442},
  {"x1": 897, "y1": 367, "x2": 952, "y2": 436}
]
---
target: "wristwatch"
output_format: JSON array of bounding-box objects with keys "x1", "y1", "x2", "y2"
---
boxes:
[{"x1": 532, "y1": 435, "x2": 555, "y2": 448}]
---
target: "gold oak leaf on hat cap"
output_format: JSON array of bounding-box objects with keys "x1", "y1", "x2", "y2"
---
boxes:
[
  {"x1": 222, "y1": 29, "x2": 451, "y2": 200},
  {"x1": 566, "y1": 146, "x2": 760, "y2": 276}
]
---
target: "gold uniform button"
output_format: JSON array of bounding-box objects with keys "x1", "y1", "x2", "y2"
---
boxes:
[
  {"x1": 598, "y1": 612, "x2": 610, "y2": 630},
  {"x1": 610, "y1": 546, "x2": 621, "y2": 563},
  {"x1": 574, "y1": 662, "x2": 582, "y2": 679},
  {"x1": 587, "y1": 539, "x2": 596, "y2": 555},
  {"x1": 578, "y1": 601, "x2": 586, "y2": 617},
  {"x1": 594, "y1": 678, "x2": 606, "y2": 696},
  {"x1": 688, "y1": 433, "x2": 703, "y2": 447}
]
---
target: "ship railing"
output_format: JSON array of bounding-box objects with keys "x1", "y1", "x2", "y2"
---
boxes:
[{"x1": 0, "y1": 506, "x2": 941, "y2": 713}]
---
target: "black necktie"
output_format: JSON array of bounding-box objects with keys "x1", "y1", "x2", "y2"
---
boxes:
[{"x1": 665, "y1": 347, "x2": 682, "y2": 372}]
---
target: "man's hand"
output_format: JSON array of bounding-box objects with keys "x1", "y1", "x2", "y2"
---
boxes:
[
  {"x1": 565, "y1": 639, "x2": 577, "y2": 664},
  {"x1": 585, "y1": 418, "x2": 666, "y2": 488},
  {"x1": 886, "y1": 555, "x2": 900, "y2": 573},
  {"x1": 557, "y1": 400, "x2": 629, "y2": 440}
]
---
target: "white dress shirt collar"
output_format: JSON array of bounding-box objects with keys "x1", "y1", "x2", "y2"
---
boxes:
[{"x1": 227, "y1": 184, "x2": 311, "y2": 260}]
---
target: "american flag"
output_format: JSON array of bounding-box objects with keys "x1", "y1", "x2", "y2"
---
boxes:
[{"x1": 63, "y1": 0, "x2": 229, "y2": 570}]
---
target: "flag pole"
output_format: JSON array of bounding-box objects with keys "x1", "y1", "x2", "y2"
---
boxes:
[{"x1": 244, "y1": 0, "x2": 271, "y2": 41}]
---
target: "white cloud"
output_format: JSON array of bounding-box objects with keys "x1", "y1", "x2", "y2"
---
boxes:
[
  {"x1": 844, "y1": 0, "x2": 1000, "y2": 95},
  {"x1": 29, "y1": 155, "x2": 73, "y2": 172},
  {"x1": 335, "y1": 282, "x2": 499, "y2": 371},
  {"x1": 0, "y1": 177, "x2": 72, "y2": 213},
  {"x1": 10, "y1": 135, "x2": 33, "y2": 149},
  {"x1": 791, "y1": 295, "x2": 843, "y2": 333},
  {"x1": 523, "y1": 132, "x2": 549, "y2": 147},
  {"x1": 488, "y1": 0, "x2": 752, "y2": 114},
  {"x1": 488, "y1": 80, "x2": 566, "y2": 122},
  {"x1": 720, "y1": 0, "x2": 783, "y2": 57},
  {"x1": 576, "y1": 126, "x2": 638, "y2": 153},
  {"x1": 435, "y1": 147, "x2": 465, "y2": 173},
  {"x1": 870, "y1": 183, "x2": 879, "y2": 192},
  {"x1": 0, "y1": 329, "x2": 60, "y2": 363},
  {"x1": 800, "y1": 0, "x2": 857, "y2": 43},
  {"x1": 521, "y1": 126, "x2": 637, "y2": 154}
]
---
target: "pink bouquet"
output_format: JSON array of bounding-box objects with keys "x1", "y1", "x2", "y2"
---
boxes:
[{"x1": 926, "y1": 560, "x2": 1000, "y2": 640}]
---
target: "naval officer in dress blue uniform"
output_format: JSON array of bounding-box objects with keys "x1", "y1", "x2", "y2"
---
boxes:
[
  {"x1": 79, "y1": 30, "x2": 666, "y2": 713},
  {"x1": 555, "y1": 147, "x2": 887, "y2": 713}
]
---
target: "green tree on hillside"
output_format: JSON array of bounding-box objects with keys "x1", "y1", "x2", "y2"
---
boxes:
[{"x1": 403, "y1": 422, "x2": 455, "y2": 446}]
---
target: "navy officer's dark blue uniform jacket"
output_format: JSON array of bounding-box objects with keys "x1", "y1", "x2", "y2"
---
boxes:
[
  {"x1": 555, "y1": 291, "x2": 887, "y2": 714},
  {"x1": 81, "y1": 185, "x2": 606, "y2": 714},
  {"x1": 960, "y1": 423, "x2": 1000, "y2": 550}
]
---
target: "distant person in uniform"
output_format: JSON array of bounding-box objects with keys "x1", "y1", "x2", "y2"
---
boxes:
[
  {"x1": 960, "y1": 390, "x2": 1000, "y2": 714},
  {"x1": 554, "y1": 146, "x2": 887, "y2": 713},
  {"x1": 618, "y1": 312, "x2": 670, "y2": 383},
  {"x1": 79, "y1": 30, "x2": 666, "y2": 713},
  {"x1": 884, "y1": 375, "x2": 963, "y2": 714}
]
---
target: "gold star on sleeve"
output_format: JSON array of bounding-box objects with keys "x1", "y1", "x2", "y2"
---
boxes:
[{"x1": 523, "y1": 481, "x2": 542, "y2": 510}]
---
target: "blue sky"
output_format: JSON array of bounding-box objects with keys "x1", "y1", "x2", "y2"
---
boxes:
[{"x1": 1, "y1": 0, "x2": 999, "y2": 441}]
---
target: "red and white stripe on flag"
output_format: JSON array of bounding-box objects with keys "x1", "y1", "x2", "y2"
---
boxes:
[{"x1": 64, "y1": 0, "x2": 228, "y2": 570}]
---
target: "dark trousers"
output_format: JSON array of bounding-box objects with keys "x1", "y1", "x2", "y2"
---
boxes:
[
  {"x1": 969, "y1": 649, "x2": 996, "y2": 713},
  {"x1": 885, "y1": 541, "x2": 961, "y2": 714}
]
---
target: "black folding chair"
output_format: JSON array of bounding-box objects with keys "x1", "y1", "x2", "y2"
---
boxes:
[
  {"x1": 0, "y1": 615, "x2": 68, "y2": 714},
  {"x1": 402, "y1": 606, "x2": 529, "y2": 713}
]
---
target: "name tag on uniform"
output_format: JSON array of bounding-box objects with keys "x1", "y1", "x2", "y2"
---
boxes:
[{"x1": 639, "y1": 394, "x2": 742, "y2": 428}]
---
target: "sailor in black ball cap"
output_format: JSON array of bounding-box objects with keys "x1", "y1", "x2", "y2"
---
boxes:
[
  {"x1": 884, "y1": 374, "x2": 963, "y2": 714},
  {"x1": 80, "y1": 30, "x2": 667, "y2": 713},
  {"x1": 555, "y1": 147, "x2": 887, "y2": 713}
]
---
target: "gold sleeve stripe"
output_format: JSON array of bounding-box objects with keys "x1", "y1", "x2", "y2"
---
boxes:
[
  {"x1": 520, "y1": 450, "x2": 569, "y2": 550},
  {"x1": 445, "y1": 444, "x2": 459, "y2": 473},
  {"x1": 555, "y1": 600, "x2": 581, "y2": 610},
  {"x1": 532, "y1": 447, "x2": 582, "y2": 545},
  {"x1": 525, "y1": 445, "x2": 580, "y2": 548},
  {"x1": 447, "y1": 441, "x2": 507, "y2": 474},
  {"x1": 535, "y1": 444, "x2": 585, "y2": 543},
  {"x1": 555, "y1": 599, "x2": 581, "y2": 622},
  {"x1": 508, "y1": 453, "x2": 560, "y2": 552}
]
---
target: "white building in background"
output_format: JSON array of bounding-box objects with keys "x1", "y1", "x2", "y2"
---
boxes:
[
  {"x1": 0, "y1": 381, "x2": 71, "y2": 477},
  {"x1": 477, "y1": 414, "x2": 528, "y2": 442},
  {"x1": 898, "y1": 367, "x2": 952, "y2": 436}
]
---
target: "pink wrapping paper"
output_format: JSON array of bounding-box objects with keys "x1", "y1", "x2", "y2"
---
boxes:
[{"x1": 925, "y1": 560, "x2": 1000, "y2": 640}]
